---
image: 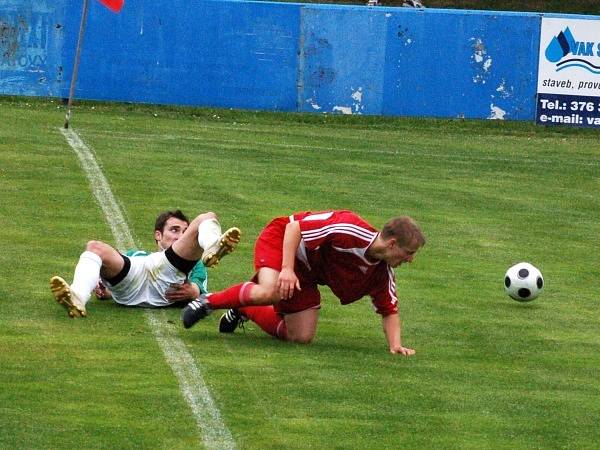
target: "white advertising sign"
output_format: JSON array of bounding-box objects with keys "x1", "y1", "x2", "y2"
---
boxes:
[{"x1": 537, "y1": 17, "x2": 600, "y2": 127}]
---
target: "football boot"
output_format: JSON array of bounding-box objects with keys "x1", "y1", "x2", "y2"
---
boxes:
[
  {"x1": 201, "y1": 227, "x2": 241, "y2": 268},
  {"x1": 219, "y1": 308, "x2": 248, "y2": 333},
  {"x1": 50, "y1": 276, "x2": 87, "y2": 318},
  {"x1": 181, "y1": 295, "x2": 212, "y2": 329}
]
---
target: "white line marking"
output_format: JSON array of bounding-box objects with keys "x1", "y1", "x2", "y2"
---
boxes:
[
  {"x1": 60, "y1": 128, "x2": 135, "y2": 251},
  {"x1": 147, "y1": 311, "x2": 236, "y2": 449},
  {"x1": 60, "y1": 127, "x2": 236, "y2": 450}
]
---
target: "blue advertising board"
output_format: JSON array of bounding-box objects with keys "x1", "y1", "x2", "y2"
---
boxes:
[{"x1": 2, "y1": 1, "x2": 599, "y2": 123}]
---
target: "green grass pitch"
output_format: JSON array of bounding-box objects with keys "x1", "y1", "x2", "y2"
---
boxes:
[{"x1": 1, "y1": 96, "x2": 599, "y2": 449}]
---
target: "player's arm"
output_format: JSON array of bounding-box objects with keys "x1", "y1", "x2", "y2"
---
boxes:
[
  {"x1": 94, "y1": 280, "x2": 112, "y2": 300},
  {"x1": 278, "y1": 220, "x2": 302, "y2": 299},
  {"x1": 165, "y1": 281, "x2": 200, "y2": 302},
  {"x1": 165, "y1": 263, "x2": 206, "y2": 302},
  {"x1": 187, "y1": 262, "x2": 208, "y2": 295},
  {"x1": 382, "y1": 313, "x2": 415, "y2": 356},
  {"x1": 371, "y1": 268, "x2": 415, "y2": 356}
]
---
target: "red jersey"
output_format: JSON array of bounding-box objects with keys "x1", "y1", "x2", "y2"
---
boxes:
[{"x1": 290, "y1": 210, "x2": 398, "y2": 316}]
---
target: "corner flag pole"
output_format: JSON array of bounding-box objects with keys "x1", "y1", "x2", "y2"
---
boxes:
[{"x1": 64, "y1": 0, "x2": 90, "y2": 129}]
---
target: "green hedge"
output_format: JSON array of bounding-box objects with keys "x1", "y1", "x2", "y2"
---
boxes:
[
  {"x1": 292, "y1": 0, "x2": 599, "y2": 14},
  {"x1": 412, "y1": 0, "x2": 599, "y2": 14}
]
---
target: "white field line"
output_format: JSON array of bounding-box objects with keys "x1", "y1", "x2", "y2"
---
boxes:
[
  {"x1": 59, "y1": 128, "x2": 135, "y2": 251},
  {"x1": 59, "y1": 127, "x2": 236, "y2": 450},
  {"x1": 147, "y1": 311, "x2": 236, "y2": 449}
]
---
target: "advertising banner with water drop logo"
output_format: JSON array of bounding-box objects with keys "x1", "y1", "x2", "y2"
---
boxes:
[{"x1": 537, "y1": 17, "x2": 600, "y2": 128}]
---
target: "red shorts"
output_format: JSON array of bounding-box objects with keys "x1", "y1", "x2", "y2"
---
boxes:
[{"x1": 253, "y1": 217, "x2": 321, "y2": 314}]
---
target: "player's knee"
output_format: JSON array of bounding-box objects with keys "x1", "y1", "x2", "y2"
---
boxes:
[
  {"x1": 291, "y1": 336, "x2": 314, "y2": 345},
  {"x1": 286, "y1": 332, "x2": 314, "y2": 344},
  {"x1": 196, "y1": 211, "x2": 217, "y2": 223},
  {"x1": 86, "y1": 240, "x2": 108, "y2": 257},
  {"x1": 254, "y1": 285, "x2": 280, "y2": 304}
]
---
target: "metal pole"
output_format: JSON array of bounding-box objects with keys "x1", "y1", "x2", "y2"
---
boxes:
[{"x1": 64, "y1": 0, "x2": 90, "y2": 129}]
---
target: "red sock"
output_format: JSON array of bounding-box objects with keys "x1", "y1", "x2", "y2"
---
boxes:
[
  {"x1": 207, "y1": 282, "x2": 255, "y2": 309},
  {"x1": 240, "y1": 305, "x2": 287, "y2": 340}
]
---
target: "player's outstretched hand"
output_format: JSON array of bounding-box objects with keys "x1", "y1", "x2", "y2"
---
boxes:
[
  {"x1": 390, "y1": 346, "x2": 416, "y2": 356},
  {"x1": 94, "y1": 281, "x2": 112, "y2": 300},
  {"x1": 277, "y1": 268, "x2": 301, "y2": 300},
  {"x1": 165, "y1": 281, "x2": 199, "y2": 303}
]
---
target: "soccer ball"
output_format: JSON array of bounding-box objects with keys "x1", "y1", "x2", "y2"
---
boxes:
[{"x1": 504, "y1": 262, "x2": 544, "y2": 302}]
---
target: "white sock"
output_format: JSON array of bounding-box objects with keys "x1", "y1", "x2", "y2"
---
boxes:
[
  {"x1": 71, "y1": 251, "x2": 102, "y2": 305},
  {"x1": 197, "y1": 218, "x2": 222, "y2": 251}
]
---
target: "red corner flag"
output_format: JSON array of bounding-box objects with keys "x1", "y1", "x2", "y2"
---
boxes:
[{"x1": 98, "y1": 0, "x2": 124, "y2": 13}]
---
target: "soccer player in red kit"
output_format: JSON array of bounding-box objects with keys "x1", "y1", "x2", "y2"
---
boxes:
[{"x1": 182, "y1": 210, "x2": 425, "y2": 355}]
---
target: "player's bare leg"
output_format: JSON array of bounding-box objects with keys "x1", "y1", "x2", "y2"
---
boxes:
[
  {"x1": 50, "y1": 241, "x2": 122, "y2": 318},
  {"x1": 172, "y1": 212, "x2": 240, "y2": 266},
  {"x1": 249, "y1": 267, "x2": 281, "y2": 304},
  {"x1": 49, "y1": 276, "x2": 87, "y2": 318},
  {"x1": 284, "y1": 308, "x2": 319, "y2": 344},
  {"x1": 249, "y1": 269, "x2": 319, "y2": 343}
]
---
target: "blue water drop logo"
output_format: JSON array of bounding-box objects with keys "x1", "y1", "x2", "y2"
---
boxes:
[
  {"x1": 545, "y1": 36, "x2": 566, "y2": 62},
  {"x1": 545, "y1": 27, "x2": 576, "y2": 63}
]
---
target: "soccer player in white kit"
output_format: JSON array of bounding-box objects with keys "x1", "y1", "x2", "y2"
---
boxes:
[{"x1": 50, "y1": 210, "x2": 240, "y2": 317}]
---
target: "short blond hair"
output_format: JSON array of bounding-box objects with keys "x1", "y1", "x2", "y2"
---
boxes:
[{"x1": 381, "y1": 216, "x2": 425, "y2": 248}]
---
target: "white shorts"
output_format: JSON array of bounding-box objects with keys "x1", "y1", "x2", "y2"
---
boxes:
[{"x1": 103, "y1": 251, "x2": 186, "y2": 307}]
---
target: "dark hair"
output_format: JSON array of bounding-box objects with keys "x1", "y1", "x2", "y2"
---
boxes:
[
  {"x1": 381, "y1": 216, "x2": 425, "y2": 248},
  {"x1": 154, "y1": 210, "x2": 189, "y2": 233}
]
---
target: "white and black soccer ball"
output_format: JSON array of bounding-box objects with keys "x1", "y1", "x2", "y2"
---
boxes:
[{"x1": 504, "y1": 262, "x2": 544, "y2": 302}]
